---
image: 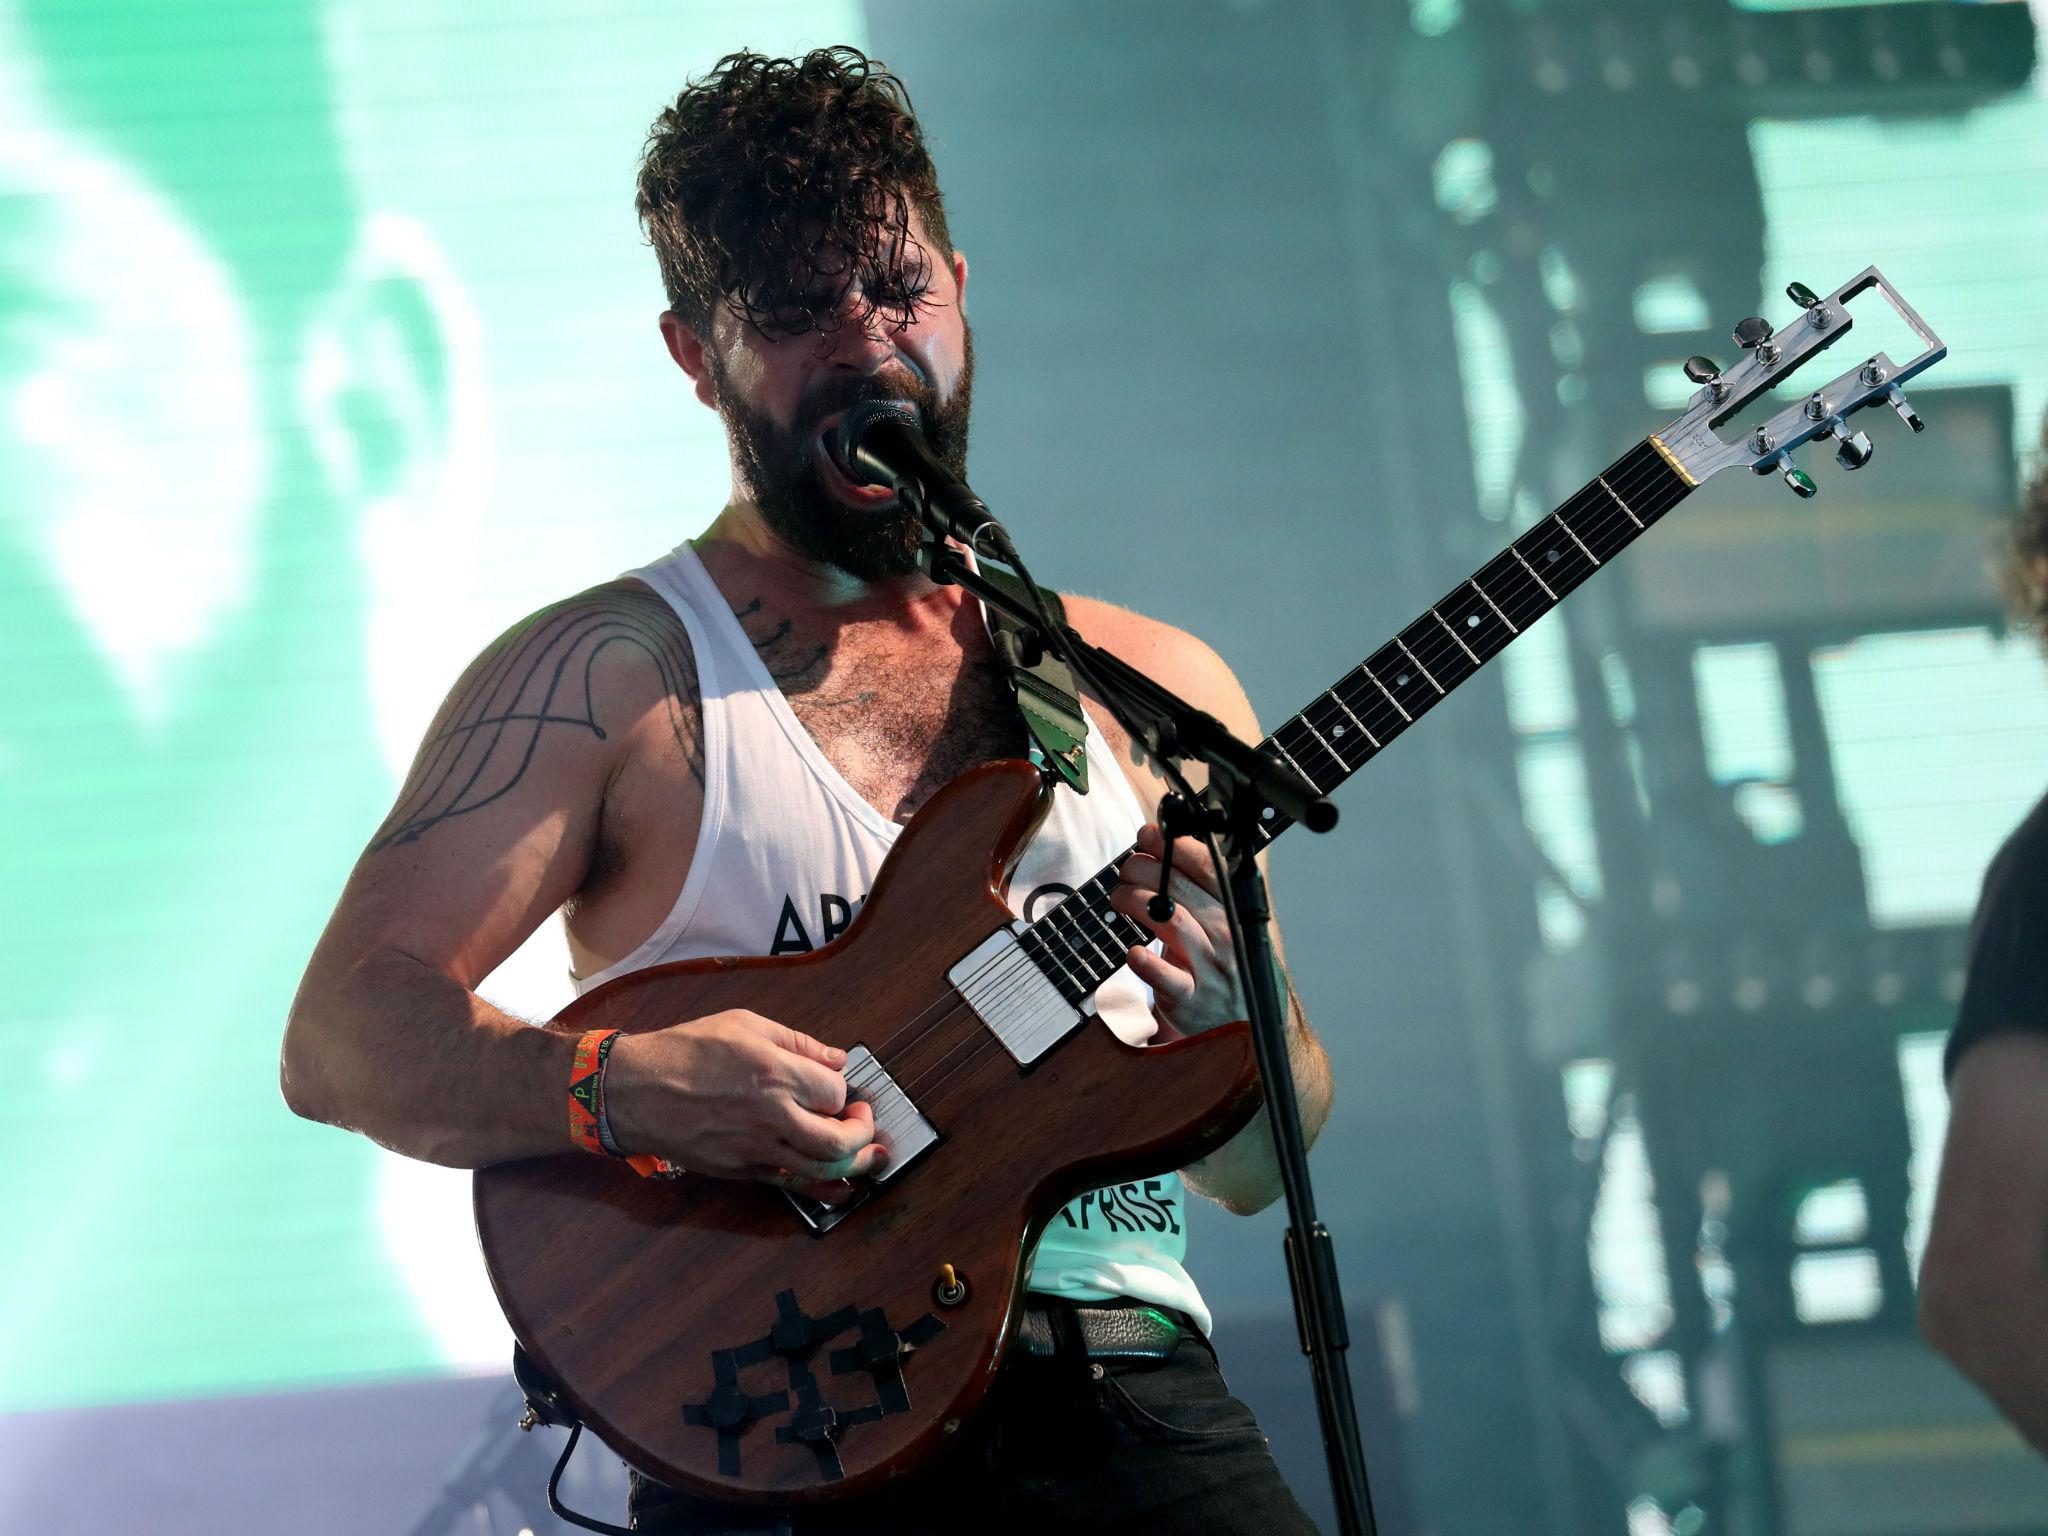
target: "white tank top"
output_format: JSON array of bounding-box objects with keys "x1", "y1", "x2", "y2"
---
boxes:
[{"x1": 576, "y1": 542, "x2": 1211, "y2": 1334}]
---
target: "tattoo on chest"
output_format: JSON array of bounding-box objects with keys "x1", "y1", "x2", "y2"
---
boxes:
[
  {"x1": 735, "y1": 592, "x2": 1024, "y2": 818},
  {"x1": 370, "y1": 586, "x2": 702, "y2": 852},
  {"x1": 734, "y1": 597, "x2": 831, "y2": 690},
  {"x1": 734, "y1": 595, "x2": 889, "y2": 717}
]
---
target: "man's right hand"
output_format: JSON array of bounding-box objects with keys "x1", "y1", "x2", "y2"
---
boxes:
[{"x1": 601, "y1": 1010, "x2": 885, "y2": 1193}]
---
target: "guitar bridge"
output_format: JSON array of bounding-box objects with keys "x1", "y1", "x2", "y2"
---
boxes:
[{"x1": 781, "y1": 1045, "x2": 939, "y2": 1234}]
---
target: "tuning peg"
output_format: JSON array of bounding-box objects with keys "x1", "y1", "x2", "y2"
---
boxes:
[
  {"x1": 1777, "y1": 454, "x2": 1818, "y2": 499},
  {"x1": 1683, "y1": 355, "x2": 1730, "y2": 402},
  {"x1": 1733, "y1": 315, "x2": 1774, "y2": 350},
  {"x1": 1885, "y1": 385, "x2": 1925, "y2": 433},
  {"x1": 1830, "y1": 420, "x2": 1874, "y2": 470},
  {"x1": 1786, "y1": 281, "x2": 1821, "y2": 309}
]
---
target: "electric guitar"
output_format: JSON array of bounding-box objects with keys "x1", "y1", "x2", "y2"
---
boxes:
[{"x1": 475, "y1": 268, "x2": 1946, "y2": 1502}]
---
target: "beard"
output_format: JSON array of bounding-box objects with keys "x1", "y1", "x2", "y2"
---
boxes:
[{"x1": 714, "y1": 326, "x2": 976, "y2": 582}]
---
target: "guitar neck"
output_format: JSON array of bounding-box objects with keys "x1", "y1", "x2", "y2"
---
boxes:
[{"x1": 1018, "y1": 436, "x2": 1697, "y2": 1006}]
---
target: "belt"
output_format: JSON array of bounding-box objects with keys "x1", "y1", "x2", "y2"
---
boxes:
[{"x1": 1012, "y1": 1299, "x2": 1189, "y2": 1361}]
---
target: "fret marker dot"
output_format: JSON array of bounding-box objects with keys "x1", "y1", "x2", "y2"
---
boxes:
[
  {"x1": 1333, "y1": 723, "x2": 1347, "y2": 736},
  {"x1": 1466, "y1": 614, "x2": 1480, "y2": 628},
  {"x1": 1547, "y1": 548, "x2": 1560, "y2": 562},
  {"x1": 1261, "y1": 807, "x2": 1276, "y2": 820},
  {"x1": 1397, "y1": 674, "x2": 1411, "y2": 686}
]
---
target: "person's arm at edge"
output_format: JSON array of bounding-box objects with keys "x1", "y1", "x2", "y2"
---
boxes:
[
  {"x1": 1185, "y1": 962, "x2": 1333, "y2": 1217},
  {"x1": 1919, "y1": 1029, "x2": 2048, "y2": 1454},
  {"x1": 1064, "y1": 595, "x2": 1335, "y2": 1217},
  {"x1": 285, "y1": 945, "x2": 582, "y2": 1169},
  {"x1": 278, "y1": 589, "x2": 655, "y2": 1168},
  {"x1": 281, "y1": 581, "x2": 881, "y2": 1185}
]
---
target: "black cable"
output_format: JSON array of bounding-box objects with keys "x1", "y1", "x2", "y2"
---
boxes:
[
  {"x1": 540, "y1": 1422, "x2": 639, "y2": 1536},
  {"x1": 538, "y1": 1424, "x2": 796, "y2": 1536}
]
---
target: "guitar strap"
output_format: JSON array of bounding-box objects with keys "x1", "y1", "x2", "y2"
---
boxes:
[{"x1": 977, "y1": 564, "x2": 1089, "y2": 794}]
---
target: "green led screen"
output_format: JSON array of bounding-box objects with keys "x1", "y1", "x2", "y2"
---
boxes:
[{"x1": 1, "y1": 0, "x2": 865, "y2": 1413}]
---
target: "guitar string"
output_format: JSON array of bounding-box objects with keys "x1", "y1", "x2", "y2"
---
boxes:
[
  {"x1": 850, "y1": 787, "x2": 1185, "y2": 1064},
  {"x1": 973, "y1": 442, "x2": 1690, "y2": 1027},
  {"x1": 834, "y1": 877, "x2": 1154, "y2": 1134},
  {"x1": 1021, "y1": 441, "x2": 1686, "y2": 942},
  {"x1": 835, "y1": 851, "x2": 1130, "y2": 1071},
  {"x1": 849, "y1": 442, "x2": 1668, "y2": 1098},
  {"x1": 814, "y1": 446, "x2": 1694, "y2": 1154},
  {"x1": 854, "y1": 894, "x2": 1110, "y2": 1071},
  {"x1": 849, "y1": 932, "x2": 1037, "y2": 1066},
  {"x1": 877, "y1": 444, "x2": 1693, "y2": 1114},
  {"x1": 881, "y1": 447, "x2": 1693, "y2": 1113}
]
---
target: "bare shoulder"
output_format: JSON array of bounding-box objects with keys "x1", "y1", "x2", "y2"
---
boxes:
[
  {"x1": 483, "y1": 577, "x2": 695, "y2": 715},
  {"x1": 371, "y1": 578, "x2": 701, "y2": 854},
  {"x1": 474, "y1": 578, "x2": 697, "y2": 739},
  {"x1": 324, "y1": 578, "x2": 703, "y2": 989},
  {"x1": 1059, "y1": 592, "x2": 1258, "y2": 738}
]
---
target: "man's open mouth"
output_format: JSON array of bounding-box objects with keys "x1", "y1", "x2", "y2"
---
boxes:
[{"x1": 813, "y1": 411, "x2": 900, "y2": 506}]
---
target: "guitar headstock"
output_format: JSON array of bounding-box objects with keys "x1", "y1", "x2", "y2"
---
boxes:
[{"x1": 1652, "y1": 267, "x2": 1946, "y2": 499}]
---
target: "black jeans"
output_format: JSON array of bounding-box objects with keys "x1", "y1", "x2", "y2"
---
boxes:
[{"x1": 626, "y1": 1315, "x2": 1320, "y2": 1534}]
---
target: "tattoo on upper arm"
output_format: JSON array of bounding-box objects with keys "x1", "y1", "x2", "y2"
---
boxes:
[{"x1": 370, "y1": 586, "x2": 701, "y2": 852}]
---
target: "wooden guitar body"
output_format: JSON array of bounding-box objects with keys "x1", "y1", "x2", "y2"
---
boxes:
[{"x1": 473, "y1": 760, "x2": 1263, "y2": 1503}]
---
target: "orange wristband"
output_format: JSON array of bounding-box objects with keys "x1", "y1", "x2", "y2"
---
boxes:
[
  {"x1": 567, "y1": 1028, "x2": 617, "y2": 1156},
  {"x1": 568, "y1": 1027, "x2": 683, "y2": 1179}
]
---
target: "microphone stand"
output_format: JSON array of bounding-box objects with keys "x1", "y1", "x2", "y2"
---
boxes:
[{"x1": 919, "y1": 532, "x2": 1380, "y2": 1536}]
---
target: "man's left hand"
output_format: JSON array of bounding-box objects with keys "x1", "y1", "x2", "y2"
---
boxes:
[{"x1": 1110, "y1": 822, "x2": 1247, "y2": 1037}]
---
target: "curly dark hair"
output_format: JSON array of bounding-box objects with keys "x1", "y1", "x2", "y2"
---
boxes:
[
  {"x1": 2001, "y1": 410, "x2": 2048, "y2": 646},
  {"x1": 635, "y1": 46, "x2": 953, "y2": 344}
]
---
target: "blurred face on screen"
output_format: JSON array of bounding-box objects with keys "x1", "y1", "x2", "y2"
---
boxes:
[
  {"x1": 0, "y1": 0, "x2": 453, "y2": 791},
  {"x1": 0, "y1": 66, "x2": 268, "y2": 732},
  {"x1": 0, "y1": 0, "x2": 464, "y2": 1417},
  {"x1": 0, "y1": 0, "x2": 408, "y2": 953},
  {"x1": 678, "y1": 212, "x2": 976, "y2": 582},
  {"x1": 0, "y1": 22, "x2": 285, "y2": 978}
]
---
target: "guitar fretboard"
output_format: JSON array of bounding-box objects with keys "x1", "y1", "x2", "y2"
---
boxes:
[{"x1": 1019, "y1": 437, "x2": 1695, "y2": 1006}]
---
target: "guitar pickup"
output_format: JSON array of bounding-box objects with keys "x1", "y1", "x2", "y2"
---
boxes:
[
  {"x1": 948, "y1": 924, "x2": 1089, "y2": 1067},
  {"x1": 781, "y1": 1045, "x2": 939, "y2": 1234}
]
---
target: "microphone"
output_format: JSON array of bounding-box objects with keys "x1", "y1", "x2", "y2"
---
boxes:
[{"x1": 833, "y1": 400, "x2": 1010, "y2": 556}]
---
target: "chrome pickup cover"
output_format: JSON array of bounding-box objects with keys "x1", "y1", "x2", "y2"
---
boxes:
[
  {"x1": 782, "y1": 1044, "x2": 939, "y2": 1235},
  {"x1": 946, "y1": 923, "x2": 1089, "y2": 1068},
  {"x1": 844, "y1": 1044, "x2": 938, "y2": 1182}
]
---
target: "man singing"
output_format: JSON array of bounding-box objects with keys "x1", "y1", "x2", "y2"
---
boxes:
[{"x1": 283, "y1": 46, "x2": 1330, "y2": 1532}]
